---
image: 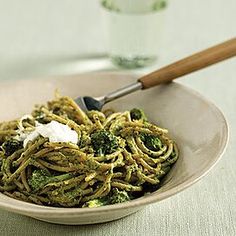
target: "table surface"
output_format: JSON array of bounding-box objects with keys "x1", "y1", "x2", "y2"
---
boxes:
[{"x1": 0, "y1": 0, "x2": 236, "y2": 235}]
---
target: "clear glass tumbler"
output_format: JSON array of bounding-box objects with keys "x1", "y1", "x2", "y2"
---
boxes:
[{"x1": 101, "y1": 0, "x2": 167, "y2": 69}]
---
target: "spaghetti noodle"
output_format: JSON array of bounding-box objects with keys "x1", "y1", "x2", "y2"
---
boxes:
[{"x1": 0, "y1": 95, "x2": 178, "y2": 207}]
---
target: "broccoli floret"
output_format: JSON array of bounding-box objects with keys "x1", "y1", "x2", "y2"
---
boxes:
[
  {"x1": 82, "y1": 198, "x2": 108, "y2": 208},
  {"x1": 2, "y1": 139, "x2": 23, "y2": 156},
  {"x1": 82, "y1": 189, "x2": 130, "y2": 207},
  {"x1": 29, "y1": 169, "x2": 50, "y2": 190},
  {"x1": 110, "y1": 188, "x2": 130, "y2": 204},
  {"x1": 29, "y1": 169, "x2": 73, "y2": 191},
  {"x1": 141, "y1": 133, "x2": 162, "y2": 151},
  {"x1": 130, "y1": 108, "x2": 147, "y2": 121},
  {"x1": 91, "y1": 130, "x2": 118, "y2": 155}
]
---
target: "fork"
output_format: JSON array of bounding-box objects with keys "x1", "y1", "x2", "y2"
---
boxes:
[{"x1": 75, "y1": 38, "x2": 236, "y2": 112}]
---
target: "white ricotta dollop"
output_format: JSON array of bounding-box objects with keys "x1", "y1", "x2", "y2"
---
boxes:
[{"x1": 23, "y1": 121, "x2": 78, "y2": 148}]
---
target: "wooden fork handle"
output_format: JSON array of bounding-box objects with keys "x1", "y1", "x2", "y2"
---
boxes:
[{"x1": 138, "y1": 38, "x2": 236, "y2": 89}]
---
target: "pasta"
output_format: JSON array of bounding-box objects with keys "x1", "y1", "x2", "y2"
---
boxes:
[{"x1": 0, "y1": 95, "x2": 178, "y2": 208}]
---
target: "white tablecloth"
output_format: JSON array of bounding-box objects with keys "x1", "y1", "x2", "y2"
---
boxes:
[{"x1": 0, "y1": 0, "x2": 235, "y2": 235}]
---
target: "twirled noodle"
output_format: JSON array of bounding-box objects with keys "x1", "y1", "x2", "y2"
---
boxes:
[{"x1": 0, "y1": 95, "x2": 178, "y2": 207}]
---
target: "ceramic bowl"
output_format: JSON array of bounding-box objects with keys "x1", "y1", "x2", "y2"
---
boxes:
[{"x1": 0, "y1": 73, "x2": 228, "y2": 225}]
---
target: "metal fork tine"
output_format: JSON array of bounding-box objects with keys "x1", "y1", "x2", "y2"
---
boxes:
[
  {"x1": 74, "y1": 97, "x2": 89, "y2": 112},
  {"x1": 74, "y1": 82, "x2": 142, "y2": 112}
]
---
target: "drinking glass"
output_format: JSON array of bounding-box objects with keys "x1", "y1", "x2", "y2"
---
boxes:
[{"x1": 101, "y1": 0, "x2": 167, "y2": 68}]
